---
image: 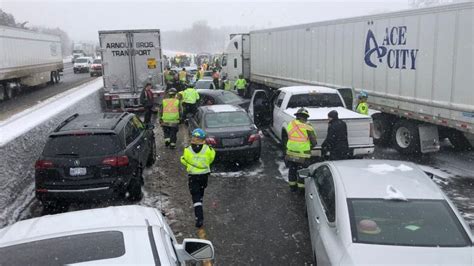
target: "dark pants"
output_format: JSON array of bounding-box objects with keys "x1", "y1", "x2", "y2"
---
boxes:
[
  {"x1": 143, "y1": 106, "x2": 153, "y2": 124},
  {"x1": 237, "y1": 89, "x2": 245, "y2": 97},
  {"x1": 213, "y1": 79, "x2": 219, "y2": 89},
  {"x1": 188, "y1": 174, "x2": 209, "y2": 223},
  {"x1": 287, "y1": 160, "x2": 305, "y2": 189},
  {"x1": 182, "y1": 103, "x2": 197, "y2": 119},
  {"x1": 162, "y1": 126, "x2": 178, "y2": 145}
]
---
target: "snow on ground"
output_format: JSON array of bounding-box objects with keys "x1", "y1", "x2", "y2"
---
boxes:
[{"x1": 213, "y1": 160, "x2": 265, "y2": 178}]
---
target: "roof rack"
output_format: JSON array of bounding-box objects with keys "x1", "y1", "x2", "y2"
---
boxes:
[
  {"x1": 53, "y1": 113, "x2": 79, "y2": 132},
  {"x1": 111, "y1": 112, "x2": 129, "y2": 130}
]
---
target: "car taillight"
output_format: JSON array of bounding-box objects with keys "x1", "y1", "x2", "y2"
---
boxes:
[
  {"x1": 206, "y1": 137, "x2": 217, "y2": 146},
  {"x1": 102, "y1": 156, "x2": 129, "y2": 167},
  {"x1": 35, "y1": 160, "x2": 54, "y2": 169},
  {"x1": 248, "y1": 133, "x2": 260, "y2": 143}
]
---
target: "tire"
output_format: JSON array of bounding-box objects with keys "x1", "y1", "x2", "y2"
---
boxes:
[
  {"x1": 50, "y1": 71, "x2": 57, "y2": 84},
  {"x1": 146, "y1": 140, "x2": 156, "y2": 167},
  {"x1": 90, "y1": 73, "x2": 94, "y2": 77},
  {"x1": 372, "y1": 113, "x2": 392, "y2": 146},
  {"x1": 4, "y1": 85, "x2": 13, "y2": 100},
  {"x1": 391, "y1": 120, "x2": 420, "y2": 154},
  {"x1": 73, "y1": 69, "x2": 78, "y2": 74},
  {"x1": 127, "y1": 168, "x2": 143, "y2": 201},
  {"x1": 448, "y1": 131, "x2": 473, "y2": 151}
]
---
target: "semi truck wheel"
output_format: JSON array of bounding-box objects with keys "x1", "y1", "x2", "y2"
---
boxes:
[
  {"x1": 391, "y1": 120, "x2": 420, "y2": 154},
  {"x1": 4, "y1": 85, "x2": 13, "y2": 100},
  {"x1": 372, "y1": 113, "x2": 392, "y2": 146},
  {"x1": 448, "y1": 130, "x2": 472, "y2": 151}
]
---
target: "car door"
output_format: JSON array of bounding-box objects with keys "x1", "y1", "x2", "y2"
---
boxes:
[
  {"x1": 188, "y1": 109, "x2": 202, "y2": 133},
  {"x1": 336, "y1": 88, "x2": 353, "y2": 110},
  {"x1": 131, "y1": 115, "x2": 151, "y2": 158},
  {"x1": 249, "y1": 90, "x2": 272, "y2": 128},
  {"x1": 313, "y1": 165, "x2": 344, "y2": 265},
  {"x1": 271, "y1": 91, "x2": 285, "y2": 136}
]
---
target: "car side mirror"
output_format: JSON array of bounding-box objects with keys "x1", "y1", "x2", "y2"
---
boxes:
[
  {"x1": 175, "y1": 238, "x2": 215, "y2": 262},
  {"x1": 298, "y1": 168, "x2": 311, "y2": 179}
]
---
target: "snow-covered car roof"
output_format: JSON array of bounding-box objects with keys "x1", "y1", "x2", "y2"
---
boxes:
[
  {"x1": 278, "y1": 86, "x2": 338, "y2": 95},
  {"x1": 0, "y1": 205, "x2": 166, "y2": 244},
  {"x1": 321, "y1": 160, "x2": 445, "y2": 199},
  {"x1": 201, "y1": 104, "x2": 242, "y2": 113}
]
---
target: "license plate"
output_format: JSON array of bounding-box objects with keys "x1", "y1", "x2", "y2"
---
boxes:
[
  {"x1": 70, "y1": 167, "x2": 87, "y2": 176},
  {"x1": 222, "y1": 138, "x2": 243, "y2": 147}
]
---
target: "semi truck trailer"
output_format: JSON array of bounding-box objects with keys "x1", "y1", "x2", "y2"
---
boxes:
[
  {"x1": 0, "y1": 26, "x2": 63, "y2": 101},
  {"x1": 221, "y1": 2, "x2": 473, "y2": 154},
  {"x1": 98, "y1": 29, "x2": 165, "y2": 111}
]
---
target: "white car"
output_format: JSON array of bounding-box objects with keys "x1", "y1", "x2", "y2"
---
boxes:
[
  {"x1": 300, "y1": 159, "x2": 473, "y2": 265},
  {"x1": 73, "y1": 57, "x2": 93, "y2": 73},
  {"x1": 0, "y1": 205, "x2": 215, "y2": 265}
]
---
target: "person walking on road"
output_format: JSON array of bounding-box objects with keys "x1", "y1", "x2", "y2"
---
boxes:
[
  {"x1": 321, "y1": 110, "x2": 349, "y2": 160},
  {"x1": 159, "y1": 88, "x2": 181, "y2": 149},
  {"x1": 164, "y1": 67, "x2": 174, "y2": 90},
  {"x1": 182, "y1": 85, "x2": 200, "y2": 120},
  {"x1": 195, "y1": 67, "x2": 203, "y2": 81},
  {"x1": 286, "y1": 108, "x2": 317, "y2": 192},
  {"x1": 139, "y1": 83, "x2": 154, "y2": 124},
  {"x1": 180, "y1": 128, "x2": 216, "y2": 228},
  {"x1": 355, "y1": 91, "x2": 369, "y2": 115},
  {"x1": 234, "y1": 74, "x2": 247, "y2": 97},
  {"x1": 212, "y1": 69, "x2": 220, "y2": 90}
]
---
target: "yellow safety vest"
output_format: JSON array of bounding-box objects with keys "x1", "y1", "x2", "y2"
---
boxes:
[
  {"x1": 235, "y1": 79, "x2": 247, "y2": 90},
  {"x1": 180, "y1": 145, "x2": 216, "y2": 174},
  {"x1": 356, "y1": 102, "x2": 369, "y2": 115},
  {"x1": 161, "y1": 98, "x2": 180, "y2": 124},
  {"x1": 224, "y1": 81, "x2": 231, "y2": 91},
  {"x1": 286, "y1": 120, "x2": 315, "y2": 158},
  {"x1": 183, "y1": 88, "x2": 199, "y2": 104}
]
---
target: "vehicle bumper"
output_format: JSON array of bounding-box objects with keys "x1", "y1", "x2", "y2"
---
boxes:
[
  {"x1": 73, "y1": 67, "x2": 89, "y2": 72},
  {"x1": 310, "y1": 145, "x2": 375, "y2": 157},
  {"x1": 35, "y1": 177, "x2": 130, "y2": 202},
  {"x1": 214, "y1": 144, "x2": 261, "y2": 161},
  {"x1": 90, "y1": 69, "x2": 102, "y2": 74}
]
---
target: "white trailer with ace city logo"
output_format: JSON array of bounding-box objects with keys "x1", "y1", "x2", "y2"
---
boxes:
[
  {"x1": 99, "y1": 29, "x2": 165, "y2": 112},
  {"x1": 222, "y1": 2, "x2": 473, "y2": 154}
]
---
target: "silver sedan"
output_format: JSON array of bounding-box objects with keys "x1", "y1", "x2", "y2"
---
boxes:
[{"x1": 301, "y1": 159, "x2": 473, "y2": 265}]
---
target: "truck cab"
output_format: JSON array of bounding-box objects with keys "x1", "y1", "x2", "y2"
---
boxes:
[
  {"x1": 220, "y1": 34, "x2": 250, "y2": 88},
  {"x1": 249, "y1": 86, "x2": 374, "y2": 158}
]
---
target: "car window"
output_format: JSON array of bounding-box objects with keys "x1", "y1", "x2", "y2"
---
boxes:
[
  {"x1": 131, "y1": 115, "x2": 145, "y2": 131},
  {"x1": 287, "y1": 93, "x2": 343, "y2": 109},
  {"x1": 125, "y1": 120, "x2": 141, "y2": 145},
  {"x1": 204, "y1": 111, "x2": 252, "y2": 128},
  {"x1": 75, "y1": 58, "x2": 87, "y2": 63},
  {"x1": 274, "y1": 92, "x2": 286, "y2": 108},
  {"x1": 43, "y1": 134, "x2": 120, "y2": 157},
  {"x1": 194, "y1": 110, "x2": 202, "y2": 124},
  {"x1": 347, "y1": 199, "x2": 471, "y2": 247},
  {"x1": 93, "y1": 59, "x2": 101, "y2": 64},
  {"x1": 0, "y1": 231, "x2": 125, "y2": 265},
  {"x1": 195, "y1": 81, "x2": 212, "y2": 90},
  {"x1": 314, "y1": 165, "x2": 336, "y2": 223}
]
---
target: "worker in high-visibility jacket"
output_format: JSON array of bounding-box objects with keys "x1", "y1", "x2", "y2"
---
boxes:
[
  {"x1": 222, "y1": 76, "x2": 231, "y2": 90},
  {"x1": 195, "y1": 67, "x2": 203, "y2": 81},
  {"x1": 164, "y1": 67, "x2": 174, "y2": 90},
  {"x1": 355, "y1": 91, "x2": 369, "y2": 115},
  {"x1": 182, "y1": 86, "x2": 200, "y2": 120},
  {"x1": 180, "y1": 128, "x2": 216, "y2": 228},
  {"x1": 234, "y1": 74, "x2": 247, "y2": 97},
  {"x1": 159, "y1": 88, "x2": 181, "y2": 149},
  {"x1": 179, "y1": 68, "x2": 187, "y2": 84},
  {"x1": 286, "y1": 108, "x2": 317, "y2": 192}
]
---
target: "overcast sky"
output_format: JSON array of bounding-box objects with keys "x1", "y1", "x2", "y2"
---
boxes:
[{"x1": 3, "y1": 0, "x2": 411, "y2": 42}]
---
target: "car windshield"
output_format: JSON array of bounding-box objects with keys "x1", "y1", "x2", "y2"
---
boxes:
[
  {"x1": 287, "y1": 93, "x2": 343, "y2": 108},
  {"x1": 347, "y1": 199, "x2": 471, "y2": 247},
  {"x1": 75, "y1": 58, "x2": 88, "y2": 63},
  {"x1": 195, "y1": 81, "x2": 213, "y2": 90},
  {"x1": 43, "y1": 134, "x2": 120, "y2": 157},
  {"x1": 219, "y1": 91, "x2": 242, "y2": 104},
  {"x1": 0, "y1": 231, "x2": 125, "y2": 265},
  {"x1": 93, "y1": 59, "x2": 101, "y2": 64},
  {"x1": 205, "y1": 111, "x2": 251, "y2": 128}
]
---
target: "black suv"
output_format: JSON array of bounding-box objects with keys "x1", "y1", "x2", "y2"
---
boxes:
[{"x1": 35, "y1": 112, "x2": 156, "y2": 209}]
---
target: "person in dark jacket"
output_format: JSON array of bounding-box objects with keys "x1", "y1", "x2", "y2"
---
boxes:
[
  {"x1": 321, "y1": 110, "x2": 349, "y2": 160},
  {"x1": 140, "y1": 83, "x2": 154, "y2": 124}
]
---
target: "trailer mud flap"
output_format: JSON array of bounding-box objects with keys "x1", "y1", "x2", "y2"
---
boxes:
[{"x1": 419, "y1": 125, "x2": 440, "y2": 153}]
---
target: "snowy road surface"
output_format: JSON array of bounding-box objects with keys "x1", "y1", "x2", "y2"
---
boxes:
[{"x1": 0, "y1": 62, "x2": 96, "y2": 121}]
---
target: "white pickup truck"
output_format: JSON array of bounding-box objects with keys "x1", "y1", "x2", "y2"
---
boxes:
[{"x1": 249, "y1": 86, "x2": 374, "y2": 158}]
